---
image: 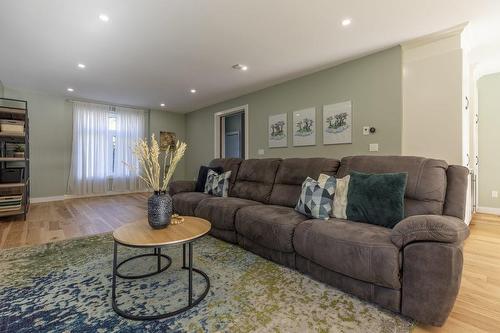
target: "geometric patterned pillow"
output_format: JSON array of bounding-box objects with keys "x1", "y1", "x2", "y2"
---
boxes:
[
  {"x1": 295, "y1": 175, "x2": 336, "y2": 220},
  {"x1": 204, "y1": 170, "x2": 231, "y2": 197}
]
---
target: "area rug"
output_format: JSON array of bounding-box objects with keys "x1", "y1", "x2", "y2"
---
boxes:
[{"x1": 0, "y1": 233, "x2": 413, "y2": 332}]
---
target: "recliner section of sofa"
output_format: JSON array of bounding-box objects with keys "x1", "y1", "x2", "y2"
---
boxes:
[
  {"x1": 195, "y1": 197, "x2": 262, "y2": 243},
  {"x1": 235, "y1": 205, "x2": 308, "y2": 267},
  {"x1": 170, "y1": 158, "x2": 243, "y2": 226},
  {"x1": 235, "y1": 158, "x2": 341, "y2": 266},
  {"x1": 293, "y1": 218, "x2": 401, "y2": 289},
  {"x1": 169, "y1": 155, "x2": 470, "y2": 326}
]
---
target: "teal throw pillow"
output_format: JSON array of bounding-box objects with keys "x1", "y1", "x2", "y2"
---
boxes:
[{"x1": 346, "y1": 171, "x2": 407, "y2": 228}]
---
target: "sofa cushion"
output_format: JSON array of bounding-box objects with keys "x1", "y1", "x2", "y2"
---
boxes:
[
  {"x1": 337, "y1": 156, "x2": 448, "y2": 216},
  {"x1": 236, "y1": 205, "x2": 309, "y2": 253},
  {"x1": 293, "y1": 219, "x2": 401, "y2": 289},
  {"x1": 270, "y1": 158, "x2": 340, "y2": 207},
  {"x1": 230, "y1": 158, "x2": 281, "y2": 203},
  {"x1": 172, "y1": 192, "x2": 212, "y2": 216},
  {"x1": 194, "y1": 197, "x2": 262, "y2": 231}
]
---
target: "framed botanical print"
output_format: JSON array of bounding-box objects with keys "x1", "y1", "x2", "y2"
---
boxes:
[
  {"x1": 323, "y1": 101, "x2": 352, "y2": 145},
  {"x1": 268, "y1": 113, "x2": 287, "y2": 148},
  {"x1": 293, "y1": 107, "x2": 316, "y2": 146}
]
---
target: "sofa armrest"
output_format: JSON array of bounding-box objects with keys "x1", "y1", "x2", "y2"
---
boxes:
[
  {"x1": 169, "y1": 180, "x2": 196, "y2": 196},
  {"x1": 391, "y1": 215, "x2": 469, "y2": 248}
]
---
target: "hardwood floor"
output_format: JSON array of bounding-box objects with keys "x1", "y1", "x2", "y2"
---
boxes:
[
  {"x1": 0, "y1": 195, "x2": 499, "y2": 332},
  {"x1": 0, "y1": 193, "x2": 148, "y2": 249}
]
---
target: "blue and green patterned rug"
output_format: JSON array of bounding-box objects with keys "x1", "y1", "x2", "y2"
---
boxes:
[{"x1": 0, "y1": 234, "x2": 413, "y2": 332}]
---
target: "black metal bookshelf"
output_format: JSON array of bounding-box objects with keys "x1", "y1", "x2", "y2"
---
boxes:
[{"x1": 0, "y1": 97, "x2": 30, "y2": 220}]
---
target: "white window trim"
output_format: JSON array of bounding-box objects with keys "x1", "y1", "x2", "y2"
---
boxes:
[{"x1": 213, "y1": 105, "x2": 249, "y2": 159}]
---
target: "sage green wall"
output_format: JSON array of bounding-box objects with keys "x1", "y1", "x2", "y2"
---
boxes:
[
  {"x1": 0, "y1": 81, "x2": 4, "y2": 97},
  {"x1": 3, "y1": 86, "x2": 186, "y2": 198},
  {"x1": 148, "y1": 108, "x2": 187, "y2": 181},
  {"x1": 185, "y1": 46, "x2": 402, "y2": 179},
  {"x1": 4, "y1": 87, "x2": 73, "y2": 198},
  {"x1": 478, "y1": 73, "x2": 500, "y2": 208}
]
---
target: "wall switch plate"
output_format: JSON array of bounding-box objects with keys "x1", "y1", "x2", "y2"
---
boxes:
[
  {"x1": 369, "y1": 143, "x2": 379, "y2": 152},
  {"x1": 258, "y1": 149, "x2": 265, "y2": 155},
  {"x1": 363, "y1": 126, "x2": 370, "y2": 135},
  {"x1": 492, "y1": 190, "x2": 498, "y2": 198}
]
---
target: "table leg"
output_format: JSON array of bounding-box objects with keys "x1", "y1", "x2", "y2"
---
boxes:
[
  {"x1": 112, "y1": 241, "x2": 117, "y2": 301},
  {"x1": 182, "y1": 243, "x2": 186, "y2": 269},
  {"x1": 157, "y1": 248, "x2": 161, "y2": 272},
  {"x1": 111, "y1": 240, "x2": 209, "y2": 320},
  {"x1": 188, "y1": 242, "x2": 193, "y2": 306}
]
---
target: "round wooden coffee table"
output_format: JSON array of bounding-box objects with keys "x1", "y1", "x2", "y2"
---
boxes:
[{"x1": 111, "y1": 216, "x2": 211, "y2": 320}]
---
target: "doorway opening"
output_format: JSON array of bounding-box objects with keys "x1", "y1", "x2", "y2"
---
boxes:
[{"x1": 214, "y1": 105, "x2": 249, "y2": 159}]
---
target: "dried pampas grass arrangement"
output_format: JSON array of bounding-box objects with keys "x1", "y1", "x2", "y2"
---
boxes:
[{"x1": 124, "y1": 133, "x2": 187, "y2": 192}]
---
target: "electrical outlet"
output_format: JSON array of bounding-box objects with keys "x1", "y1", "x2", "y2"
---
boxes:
[
  {"x1": 258, "y1": 149, "x2": 265, "y2": 155},
  {"x1": 492, "y1": 190, "x2": 498, "y2": 198},
  {"x1": 369, "y1": 143, "x2": 379, "y2": 152},
  {"x1": 363, "y1": 126, "x2": 370, "y2": 135}
]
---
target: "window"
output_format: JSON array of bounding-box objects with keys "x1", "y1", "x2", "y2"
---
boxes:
[{"x1": 68, "y1": 102, "x2": 146, "y2": 195}]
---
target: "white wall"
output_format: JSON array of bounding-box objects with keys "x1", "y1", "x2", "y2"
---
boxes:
[
  {"x1": 402, "y1": 27, "x2": 465, "y2": 165},
  {"x1": 402, "y1": 24, "x2": 472, "y2": 223}
]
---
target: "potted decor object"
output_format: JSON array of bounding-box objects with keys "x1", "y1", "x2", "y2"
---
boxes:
[
  {"x1": 126, "y1": 134, "x2": 187, "y2": 229},
  {"x1": 13, "y1": 145, "x2": 25, "y2": 158}
]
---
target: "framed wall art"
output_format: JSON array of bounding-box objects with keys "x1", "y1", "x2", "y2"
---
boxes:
[
  {"x1": 268, "y1": 113, "x2": 287, "y2": 148},
  {"x1": 293, "y1": 107, "x2": 316, "y2": 146},
  {"x1": 323, "y1": 101, "x2": 352, "y2": 145}
]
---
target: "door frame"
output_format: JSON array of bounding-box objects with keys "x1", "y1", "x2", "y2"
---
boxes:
[{"x1": 213, "y1": 105, "x2": 249, "y2": 159}]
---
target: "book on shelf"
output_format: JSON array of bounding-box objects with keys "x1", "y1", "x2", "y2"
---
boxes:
[{"x1": 0, "y1": 195, "x2": 23, "y2": 211}]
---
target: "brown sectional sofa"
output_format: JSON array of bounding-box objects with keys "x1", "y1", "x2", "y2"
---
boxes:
[{"x1": 169, "y1": 156, "x2": 470, "y2": 326}]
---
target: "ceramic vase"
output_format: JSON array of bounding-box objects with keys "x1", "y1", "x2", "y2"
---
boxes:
[{"x1": 147, "y1": 191, "x2": 172, "y2": 229}]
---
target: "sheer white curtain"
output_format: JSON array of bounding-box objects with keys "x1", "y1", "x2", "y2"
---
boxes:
[
  {"x1": 68, "y1": 102, "x2": 146, "y2": 195},
  {"x1": 112, "y1": 106, "x2": 145, "y2": 191},
  {"x1": 68, "y1": 102, "x2": 111, "y2": 195}
]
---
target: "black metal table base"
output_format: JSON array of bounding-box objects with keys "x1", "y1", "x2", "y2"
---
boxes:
[{"x1": 112, "y1": 242, "x2": 210, "y2": 320}]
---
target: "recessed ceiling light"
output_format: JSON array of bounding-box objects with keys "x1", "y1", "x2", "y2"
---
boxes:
[
  {"x1": 67, "y1": 88, "x2": 74, "y2": 92},
  {"x1": 232, "y1": 64, "x2": 248, "y2": 71},
  {"x1": 160, "y1": 103, "x2": 166, "y2": 107},
  {"x1": 99, "y1": 14, "x2": 110, "y2": 22},
  {"x1": 190, "y1": 89, "x2": 197, "y2": 94},
  {"x1": 77, "y1": 63, "x2": 86, "y2": 69},
  {"x1": 341, "y1": 18, "x2": 352, "y2": 27}
]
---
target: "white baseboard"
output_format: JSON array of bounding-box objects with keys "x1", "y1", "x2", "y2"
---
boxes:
[
  {"x1": 31, "y1": 195, "x2": 66, "y2": 203},
  {"x1": 476, "y1": 206, "x2": 500, "y2": 216},
  {"x1": 31, "y1": 190, "x2": 150, "y2": 203}
]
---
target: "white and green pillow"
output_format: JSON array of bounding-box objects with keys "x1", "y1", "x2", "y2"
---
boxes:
[
  {"x1": 204, "y1": 170, "x2": 231, "y2": 197},
  {"x1": 295, "y1": 174, "x2": 336, "y2": 219}
]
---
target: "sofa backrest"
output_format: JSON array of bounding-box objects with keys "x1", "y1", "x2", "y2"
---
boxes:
[
  {"x1": 269, "y1": 158, "x2": 340, "y2": 207},
  {"x1": 230, "y1": 158, "x2": 281, "y2": 203},
  {"x1": 337, "y1": 156, "x2": 448, "y2": 217},
  {"x1": 443, "y1": 165, "x2": 469, "y2": 220},
  {"x1": 209, "y1": 158, "x2": 243, "y2": 193}
]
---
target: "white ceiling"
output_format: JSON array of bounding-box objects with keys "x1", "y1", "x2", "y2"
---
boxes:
[{"x1": 1, "y1": 0, "x2": 500, "y2": 112}]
